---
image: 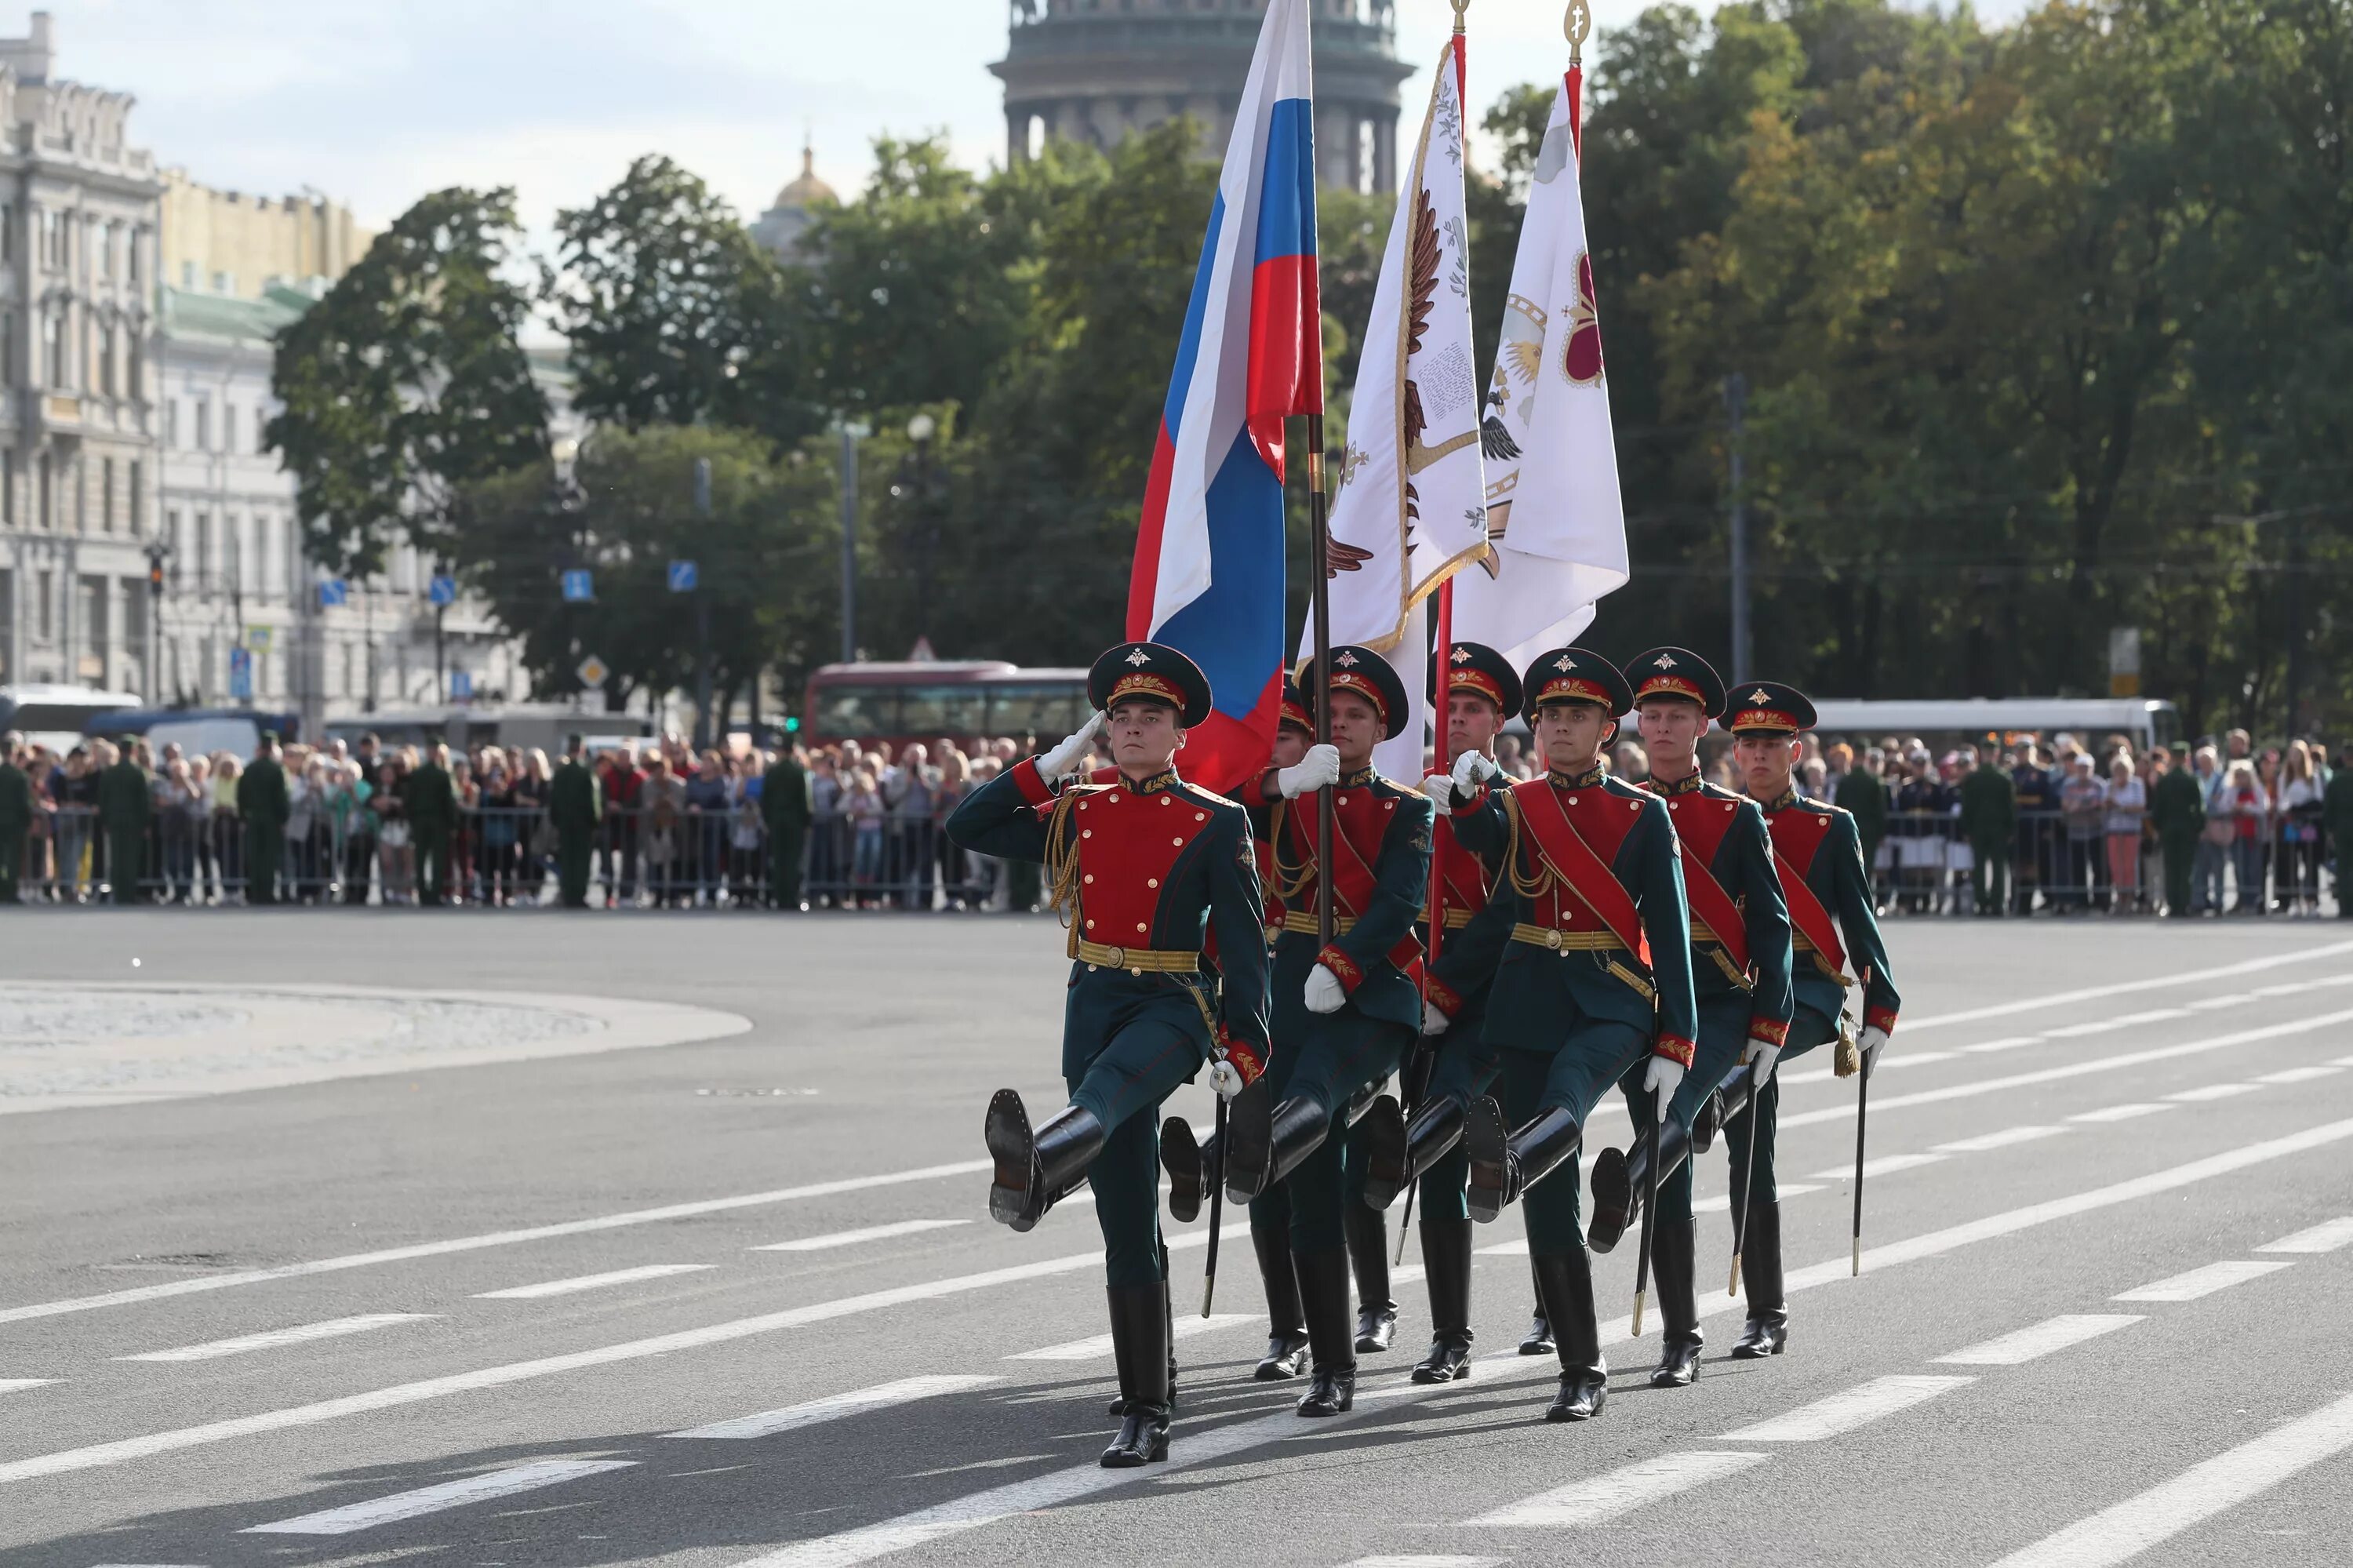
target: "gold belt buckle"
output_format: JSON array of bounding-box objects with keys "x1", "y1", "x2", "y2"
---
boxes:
[
  {"x1": 1104, "y1": 945, "x2": 1127, "y2": 967},
  {"x1": 1545, "y1": 928, "x2": 1563, "y2": 951}
]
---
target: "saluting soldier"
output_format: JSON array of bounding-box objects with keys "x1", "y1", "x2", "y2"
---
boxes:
[
  {"x1": 1214, "y1": 645, "x2": 1433, "y2": 1419},
  {"x1": 237, "y1": 733, "x2": 289, "y2": 905},
  {"x1": 1582, "y1": 648, "x2": 1793, "y2": 1388},
  {"x1": 1431, "y1": 647, "x2": 1699, "y2": 1422},
  {"x1": 944, "y1": 642, "x2": 1270, "y2": 1468},
  {"x1": 1718, "y1": 682, "x2": 1900, "y2": 1358},
  {"x1": 550, "y1": 736, "x2": 602, "y2": 908},
  {"x1": 1355, "y1": 640, "x2": 1533, "y2": 1382}
]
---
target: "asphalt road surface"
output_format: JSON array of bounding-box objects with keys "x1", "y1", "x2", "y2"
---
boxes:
[{"x1": 5, "y1": 909, "x2": 2353, "y2": 1568}]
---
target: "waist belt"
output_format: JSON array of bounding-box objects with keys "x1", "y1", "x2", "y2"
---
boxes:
[
  {"x1": 1792, "y1": 933, "x2": 1855, "y2": 986},
  {"x1": 1073, "y1": 940, "x2": 1200, "y2": 973},
  {"x1": 1508, "y1": 925, "x2": 1655, "y2": 1001},
  {"x1": 1279, "y1": 910, "x2": 1355, "y2": 937},
  {"x1": 1689, "y1": 922, "x2": 1753, "y2": 988}
]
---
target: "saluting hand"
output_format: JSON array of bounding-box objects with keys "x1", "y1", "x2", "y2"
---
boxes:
[
  {"x1": 1277, "y1": 744, "x2": 1340, "y2": 799},
  {"x1": 1037, "y1": 712, "x2": 1105, "y2": 780},
  {"x1": 1304, "y1": 963, "x2": 1346, "y2": 1014}
]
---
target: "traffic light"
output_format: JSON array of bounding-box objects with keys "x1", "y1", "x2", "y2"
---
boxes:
[
  {"x1": 147, "y1": 560, "x2": 165, "y2": 596},
  {"x1": 784, "y1": 715, "x2": 801, "y2": 733}
]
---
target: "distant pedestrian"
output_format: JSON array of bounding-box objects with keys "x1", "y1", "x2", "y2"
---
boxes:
[
  {"x1": 1958, "y1": 747, "x2": 2015, "y2": 917},
  {"x1": 2223, "y1": 762, "x2": 2269, "y2": 913},
  {"x1": 2102, "y1": 755, "x2": 2146, "y2": 915}
]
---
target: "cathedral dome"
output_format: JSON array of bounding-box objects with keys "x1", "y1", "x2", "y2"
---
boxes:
[{"x1": 774, "y1": 145, "x2": 835, "y2": 212}]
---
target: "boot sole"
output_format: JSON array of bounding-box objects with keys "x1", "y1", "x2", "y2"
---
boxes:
[
  {"x1": 1586, "y1": 1144, "x2": 1632, "y2": 1254},
  {"x1": 1158, "y1": 1115, "x2": 1202, "y2": 1224},
  {"x1": 1464, "y1": 1098, "x2": 1509, "y2": 1224},
  {"x1": 984, "y1": 1090, "x2": 1038, "y2": 1230}
]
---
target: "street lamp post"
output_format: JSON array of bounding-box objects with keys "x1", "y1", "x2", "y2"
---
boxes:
[
  {"x1": 902, "y1": 413, "x2": 940, "y2": 647},
  {"x1": 838, "y1": 424, "x2": 869, "y2": 664},
  {"x1": 692, "y1": 457, "x2": 713, "y2": 750},
  {"x1": 142, "y1": 536, "x2": 170, "y2": 703}
]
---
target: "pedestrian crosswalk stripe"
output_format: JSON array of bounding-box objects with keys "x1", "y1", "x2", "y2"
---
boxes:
[
  {"x1": 2068, "y1": 1103, "x2": 2176, "y2": 1122},
  {"x1": 2257, "y1": 1215, "x2": 2353, "y2": 1253},
  {"x1": 2114, "y1": 1260, "x2": 2293, "y2": 1301},
  {"x1": 1009, "y1": 1315, "x2": 1253, "y2": 1362},
  {"x1": 1464, "y1": 1450, "x2": 1768, "y2": 1526},
  {"x1": 245, "y1": 1457, "x2": 635, "y2": 1535},
  {"x1": 118, "y1": 1314, "x2": 438, "y2": 1363},
  {"x1": 751, "y1": 1221, "x2": 970, "y2": 1253},
  {"x1": 2166, "y1": 1082, "x2": 2260, "y2": 1102},
  {"x1": 1718, "y1": 1375, "x2": 1973, "y2": 1442},
  {"x1": 475, "y1": 1264, "x2": 715, "y2": 1299},
  {"x1": 1933, "y1": 1126, "x2": 2066, "y2": 1154},
  {"x1": 1988, "y1": 1391, "x2": 2353, "y2": 1568},
  {"x1": 668, "y1": 1376, "x2": 999, "y2": 1439},
  {"x1": 1934, "y1": 1314, "x2": 2142, "y2": 1366}
]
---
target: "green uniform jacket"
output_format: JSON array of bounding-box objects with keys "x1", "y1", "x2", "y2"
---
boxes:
[
  {"x1": 762, "y1": 759, "x2": 813, "y2": 832},
  {"x1": 550, "y1": 759, "x2": 601, "y2": 829},
  {"x1": 1447, "y1": 766, "x2": 1701, "y2": 1062},
  {"x1": 1651, "y1": 775, "x2": 1795, "y2": 1039},
  {"x1": 1957, "y1": 764, "x2": 2016, "y2": 843},
  {"x1": 2150, "y1": 766, "x2": 2206, "y2": 839},
  {"x1": 99, "y1": 759, "x2": 151, "y2": 831},
  {"x1": 1763, "y1": 791, "x2": 1902, "y2": 1035},
  {"x1": 0, "y1": 761, "x2": 34, "y2": 833},
  {"x1": 2325, "y1": 771, "x2": 2353, "y2": 858},
  {"x1": 236, "y1": 757, "x2": 289, "y2": 827},
  {"x1": 402, "y1": 762, "x2": 456, "y2": 826},
  {"x1": 1256, "y1": 766, "x2": 1437, "y2": 1031},
  {"x1": 1835, "y1": 766, "x2": 1889, "y2": 847}
]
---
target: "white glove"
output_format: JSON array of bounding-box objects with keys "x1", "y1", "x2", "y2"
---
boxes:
[
  {"x1": 1208, "y1": 1059, "x2": 1246, "y2": 1099},
  {"x1": 1451, "y1": 748, "x2": 1500, "y2": 792},
  {"x1": 1421, "y1": 999, "x2": 1451, "y2": 1036},
  {"x1": 1744, "y1": 1039, "x2": 1783, "y2": 1086},
  {"x1": 1643, "y1": 1054, "x2": 1686, "y2": 1122},
  {"x1": 1038, "y1": 712, "x2": 1104, "y2": 778},
  {"x1": 1421, "y1": 772, "x2": 1456, "y2": 807},
  {"x1": 1277, "y1": 743, "x2": 1340, "y2": 799},
  {"x1": 1860, "y1": 1024, "x2": 1890, "y2": 1079},
  {"x1": 1304, "y1": 963, "x2": 1346, "y2": 1013}
]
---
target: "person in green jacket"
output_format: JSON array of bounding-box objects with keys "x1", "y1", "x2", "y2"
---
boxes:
[
  {"x1": 0, "y1": 731, "x2": 33, "y2": 904},
  {"x1": 762, "y1": 745, "x2": 813, "y2": 910},
  {"x1": 2148, "y1": 746, "x2": 2206, "y2": 919},
  {"x1": 97, "y1": 737, "x2": 153, "y2": 904},
  {"x1": 2325, "y1": 740, "x2": 2353, "y2": 919},
  {"x1": 549, "y1": 736, "x2": 601, "y2": 909},
  {"x1": 403, "y1": 744, "x2": 458, "y2": 906},
  {"x1": 1956, "y1": 746, "x2": 2016, "y2": 917},
  {"x1": 1833, "y1": 748, "x2": 1889, "y2": 910},
  {"x1": 236, "y1": 733, "x2": 289, "y2": 904}
]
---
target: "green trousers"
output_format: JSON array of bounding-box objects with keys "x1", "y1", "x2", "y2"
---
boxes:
[
  {"x1": 0, "y1": 828, "x2": 20, "y2": 901},
  {"x1": 415, "y1": 824, "x2": 451, "y2": 905},
  {"x1": 1249, "y1": 1006, "x2": 1411, "y2": 1255},
  {"x1": 245, "y1": 827, "x2": 282, "y2": 904},
  {"x1": 1971, "y1": 836, "x2": 2009, "y2": 913},
  {"x1": 108, "y1": 828, "x2": 147, "y2": 904},
  {"x1": 1065, "y1": 989, "x2": 1206, "y2": 1288},
  {"x1": 768, "y1": 820, "x2": 806, "y2": 908},
  {"x1": 558, "y1": 829, "x2": 592, "y2": 907},
  {"x1": 2161, "y1": 831, "x2": 2198, "y2": 916},
  {"x1": 1623, "y1": 991, "x2": 1752, "y2": 1224},
  {"x1": 1492, "y1": 1021, "x2": 1648, "y2": 1256},
  {"x1": 1416, "y1": 991, "x2": 1497, "y2": 1222},
  {"x1": 1721, "y1": 1004, "x2": 1839, "y2": 1208}
]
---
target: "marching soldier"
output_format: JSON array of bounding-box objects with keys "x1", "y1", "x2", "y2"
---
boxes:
[
  {"x1": 1431, "y1": 647, "x2": 1698, "y2": 1421},
  {"x1": 1582, "y1": 649, "x2": 1793, "y2": 1388},
  {"x1": 1355, "y1": 640, "x2": 1530, "y2": 1382},
  {"x1": 1716, "y1": 682, "x2": 1900, "y2": 1357},
  {"x1": 944, "y1": 642, "x2": 1271, "y2": 1468},
  {"x1": 1213, "y1": 645, "x2": 1433, "y2": 1419}
]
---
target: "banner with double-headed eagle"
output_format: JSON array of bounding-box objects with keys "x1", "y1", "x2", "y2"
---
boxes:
[
  {"x1": 1450, "y1": 67, "x2": 1627, "y2": 674},
  {"x1": 1308, "y1": 38, "x2": 1489, "y2": 776}
]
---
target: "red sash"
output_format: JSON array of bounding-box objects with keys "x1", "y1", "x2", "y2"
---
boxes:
[
  {"x1": 1511, "y1": 782, "x2": 1650, "y2": 963},
  {"x1": 1767, "y1": 809, "x2": 1850, "y2": 979},
  {"x1": 1282, "y1": 792, "x2": 1424, "y2": 974},
  {"x1": 1660, "y1": 793, "x2": 1750, "y2": 973}
]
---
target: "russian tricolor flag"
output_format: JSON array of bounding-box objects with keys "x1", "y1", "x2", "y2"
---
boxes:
[{"x1": 1126, "y1": 0, "x2": 1321, "y2": 796}]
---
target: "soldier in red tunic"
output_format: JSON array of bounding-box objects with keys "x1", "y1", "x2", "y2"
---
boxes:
[{"x1": 945, "y1": 642, "x2": 1271, "y2": 1467}]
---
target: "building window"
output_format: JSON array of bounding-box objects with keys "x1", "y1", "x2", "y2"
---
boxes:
[
  {"x1": 104, "y1": 224, "x2": 118, "y2": 282},
  {"x1": 256, "y1": 407, "x2": 271, "y2": 454},
  {"x1": 164, "y1": 397, "x2": 176, "y2": 448},
  {"x1": 101, "y1": 456, "x2": 114, "y2": 532},
  {"x1": 35, "y1": 569, "x2": 51, "y2": 640},
  {"x1": 195, "y1": 512, "x2": 211, "y2": 591},
  {"x1": 212, "y1": 269, "x2": 232, "y2": 295},
  {"x1": 127, "y1": 334, "x2": 141, "y2": 402},
  {"x1": 45, "y1": 311, "x2": 66, "y2": 387},
  {"x1": 180, "y1": 259, "x2": 195, "y2": 289},
  {"x1": 195, "y1": 396, "x2": 210, "y2": 453},
  {"x1": 1, "y1": 449, "x2": 11, "y2": 526},
  {"x1": 130, "y1": 460, "x2": 142, "y2": 535},
  {"x1": 0, "y1": 311, "x2": 12, "y2": 386},
  {"x1": 0, "y1": 204, "x2": 12, "y2": 263},
  {"x1": 37, "y1": 452, "x2": 51, "y2": 530},
  {"x1": 98, "y1": 321, "x2": 116, "y2": 397},
  {"x1": 224, "y1": 402, "x2": 238, "y2": 456},
  {"x1": 128, "y1": 227, "x2": 140, "y2": 284},
  {"x1": 166, "y1": 509, "x2": 181, "y2": 586}
]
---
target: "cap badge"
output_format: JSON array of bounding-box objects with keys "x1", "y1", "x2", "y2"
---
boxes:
[
  {"x1": 1750, "y1": 688, "x2": 1771, "y2": 704},
  {"x1": 1451, "y1": 646, "x2": 1473, "y2": 664},
  {"x1": 1125, "y1": 648, "x2": 1153, "y2": 666},
  {"x1": 1335, "y1": 649, "x2": 1361, "y2": 668},
  {"x1": 1654, "y1": 653, "x2": 1678, "y2": 668},
  {"x1": 1553, "y1": 653, "x2": 1577, "y2": 671}
]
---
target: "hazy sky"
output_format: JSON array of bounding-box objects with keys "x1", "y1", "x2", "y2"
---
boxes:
[{"x1": 45, "y1": 1, "x2": 2014, "y2": 239}]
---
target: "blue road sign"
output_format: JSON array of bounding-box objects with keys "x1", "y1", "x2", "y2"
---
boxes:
[
  {"x1": 667, "y1": 560, "x2": 698, "y2": 593},
  {"x1": 318, "y1": 578, "x2": 348, "y2": 609},
  {"x1": 561, "y1": 569, "x2": 594, "y2": 603},
  {"x1": 228, "y1": 647, "x2": 253, "y2": 700},
  {"x1": 427, "y1": 574, "x2": 457, "y2": 606},
  {"x1": 449, "y1": 669, "x2": 474, "y2": 702}
]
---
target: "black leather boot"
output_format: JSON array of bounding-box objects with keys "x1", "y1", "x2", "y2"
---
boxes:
[
  {"x1": 1690, "y1": 1060, "x2": 1752, "y2": 1155},
  {"x1": 1533, "y1": 1246, "x2": 1607, "y2": 1422},
  {"x1": 1344, "y1": 1202, "x2": 1395, "y2": 1352},
  {"x1": 1410, "y1": 1215, "x2": 1475, "y2": 1383},
  {"x1": 1292, "y1": 1246, "x2": 1356, "y2": 1417},
  {"x1": 1649, "y1": 1217, "x2": 1703, "y2": 1388},
  {"x1": 1465, "y1": 1100, "x2": 1582, "y2": 1224},
  {"x1": 1252, "y1": 1217, "x2": 1310, "y2": 1379},
  {"x1": 1099, "y1": 1282, "x2": 1171, "y2": 1467},
  {"x1": 1729, "y1": 1198, "x2": 1788, "y2": 1359},
  {"x1": 1588, "y1": 1113, "x2": 1691, "y2": 1254},
  {"x1": 1158, "y1": 1115, "x2": 1220, "y2": 1224},
  {"x1": 1362, "y1": 1094, "x2": 1464, "y2": 1213},
  {"x1": 984, "y1": 1092, "x2": 1104, "y2": 1232},
  {"x1": 1108, "y1": 1242, "x2": 1179, "y2": 1416},
  {"x1": 1521, "y1": 1258, "x2": 1555, "y2": 1354},
  {"x1": 1224, "y1": 1092, "x2": 1329, "y2": 1203}
]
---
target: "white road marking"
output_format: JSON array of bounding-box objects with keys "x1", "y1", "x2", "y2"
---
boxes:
[
  {"x1": 0, "y1": 1221, "x2": 1244, "y2": 1484},
  {"x1": 1008, "y1": 1315, "x2": 1254, "y2": 1362},
  {"x1": 117, "y1": 1314, "x2": 437, "y2": 1363},
  {"x1": 751, "y1": 1221, "x2": 971, "y2": 1253},
  {"x1": 1808, "y1": 1153, "x2": 1946, "y2": 1181},
  {"x1": 1463, "y1": 1450, "x2": 1769, "y2": 1527},
  {"x1": 2068, "y1": 1104, "x2": 2177, "y2": 1123},
  {"x1": 2042, "y1": 1007, "x2": 2193, "y2": 1039},
  {"x1": 475, "y1": 1264, "x2": 715, "y2": 1300},
  {"x1": 1988, "y1": 1391, "x2": 2353, "y2": 1568},
  {"x1": 2257, "y1": 1216, "x2": 2353, "y2": 1254},
  {"x1": 668, "y1": 1376, "x2": 999, "y2": 1439},
  {"x1": 1718, "y1": 1374, "x2": 1973, "y2": 1442},
  {"x1": 2256, "y1": 1065, "x2": 2344, "y2": 1085},
  {"x1": 1962, "y1": 1036, "x2": 2044, "y2": 1053},
  {"x1": 1934, "y1": 1126, "x2": 2067, "y2": 1154},
  {"x1": 1776, "y1": 1010, "x2": 2353, "y2": 1131},
  {"x1": 2333, "y1": 1055, "x2": 2353, "y2": 1068},
  {"x1": 2188, "y1": 993, "x2": 2254, "y2": 1010},
  {"x1": 244, "y1": 1457, "x2": 635, "y2": 1535},
  {"x1": 2114, "y1": 1260, "x2": 2294, "y2": 1301},
  {"x1": 1783, "y1": 1050, "x2": 1959, "y2": 1087},
  {"x1": 718, "y1": 1113, "x2": 2353, "y2": 1568},
  {"x1": 1900, "y1": 943, "x2": 2353, "y2": 1033},
  {"x1": 1935, "y1": 1314, "x2": 2143, "y2": 1366},
  {"x1": 1693, "y1": 1183, "x2": 1822, "y2": 1214},
  {"x1": 0, "y1": 1159, "x2": 997, "y2": 1327},
  {"x1": 0, "y1": 1378, "x2": 54, "y2": 1395},
  {"x1": 2166, "y1": 1082, "x2": 2260, "y2": 1102},
  {"x1": 1344, "y1": 1557, "x2": 1504, "y2": 1568}
]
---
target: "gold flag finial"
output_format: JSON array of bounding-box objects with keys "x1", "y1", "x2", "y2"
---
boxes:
[
  {"x1": 1452, "y1": 0, "x2": 1470, "y2": 35},
  {"x1": 1564, "y1": 0, "x2": 1591, "y2": 63}
]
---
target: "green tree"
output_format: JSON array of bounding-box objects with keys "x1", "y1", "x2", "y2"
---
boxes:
[{"x1": 268, "y1": 187, "x2": 549, "y2": 575}]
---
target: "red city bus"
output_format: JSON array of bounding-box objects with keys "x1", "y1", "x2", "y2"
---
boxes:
[{"x1": 802, "y1": 661, "x2": 1090, "y2": 751}]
